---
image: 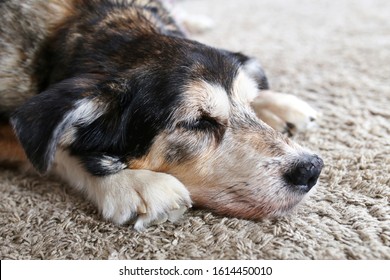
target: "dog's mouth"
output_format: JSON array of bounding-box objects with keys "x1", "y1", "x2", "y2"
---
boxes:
[
  {"x1": 190, "y1": 188, "x2": 307, "y2": 220},
  {"x1": 187, "y1": 181, "x2": 320, "y2": 220}
]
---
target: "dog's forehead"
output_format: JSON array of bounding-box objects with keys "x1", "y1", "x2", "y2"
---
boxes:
[
  {"x1": 181, "y1": 68, "x2": 259, "y2": 118},
  {"x1": 183, "y1": 79, "x2": 230, "y2": 119}
]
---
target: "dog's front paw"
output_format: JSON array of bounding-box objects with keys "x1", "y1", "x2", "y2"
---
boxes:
[
  {"x1": 251, "y1": 91, "x2": 318, "y2": 136},
  {"x1": 131, "y1": 170, "x2": 192, "y2": 231},
  {"x1": 95, "y1": 169, "x2": 191, "y2": 230}
]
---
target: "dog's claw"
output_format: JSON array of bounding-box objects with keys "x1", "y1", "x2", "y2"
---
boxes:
[
  {"x1": 172, "y1": 202, "x2": 181, "y2": 210},
  {"x1": 137, "y1": 203, "x2": 147, "y2": 214},
  {"x1": 168, "y1": 206, "x2": 188, "y2": 222}
]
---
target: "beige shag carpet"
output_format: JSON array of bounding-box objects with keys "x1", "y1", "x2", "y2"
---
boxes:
[{"x1": 1, "y1": 0, "x2": 389, "y2": 259}]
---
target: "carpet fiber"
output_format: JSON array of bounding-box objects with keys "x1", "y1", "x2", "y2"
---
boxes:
[{"x1": 1, "y1": 0, "x2": 389, "y2": 259}]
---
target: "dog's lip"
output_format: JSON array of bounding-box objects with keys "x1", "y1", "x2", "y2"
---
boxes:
[{"x1": 289, "y1": 184, "x2": 315, "y2": 193}]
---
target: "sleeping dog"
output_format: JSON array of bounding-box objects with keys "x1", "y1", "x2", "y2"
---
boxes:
[{"x1": 0, "y1": 0, "x2": 323, "y2": 230}]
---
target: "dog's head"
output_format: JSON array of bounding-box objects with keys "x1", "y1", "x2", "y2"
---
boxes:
[{"x1": 11, "y1": 37, "x2": 323, "y2": 219}]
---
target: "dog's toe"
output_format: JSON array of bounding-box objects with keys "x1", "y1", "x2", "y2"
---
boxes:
[{"x1": 134, "y1": 205, "x2": 189, "y2": 231}]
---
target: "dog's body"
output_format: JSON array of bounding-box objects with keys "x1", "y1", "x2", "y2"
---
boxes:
[{"x1": 0, "y1": 0, "x2": 323, "y2": 230}]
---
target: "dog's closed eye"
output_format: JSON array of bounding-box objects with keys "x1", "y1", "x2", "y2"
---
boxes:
[
  {"x1": 181, "y1": 115, "x2": 220, "y2": 131},
  {"x1": 176, "y1": 114, "x2": 226, "y2": 144}
]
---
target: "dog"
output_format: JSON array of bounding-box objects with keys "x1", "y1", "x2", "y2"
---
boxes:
[{"x1": 0, "y1": 0, "x2": 324, "y2": 230}]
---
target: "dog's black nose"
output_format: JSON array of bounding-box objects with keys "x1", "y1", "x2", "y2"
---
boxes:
[{"x1": 285, "y1": 155, "x2": 324, "y2": 192}]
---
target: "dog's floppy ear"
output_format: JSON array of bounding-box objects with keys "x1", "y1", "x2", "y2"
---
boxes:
[
  {"x1": 11, "y1": 76, "x2": 104, "y2": 173},
  {"x1": 229, "y1": 52, "x2": 269, "y2": 90}
]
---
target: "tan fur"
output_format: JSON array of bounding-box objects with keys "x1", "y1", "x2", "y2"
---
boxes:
[{"x1": 0, "y1": 123, "x2": 27, "y2": 164}]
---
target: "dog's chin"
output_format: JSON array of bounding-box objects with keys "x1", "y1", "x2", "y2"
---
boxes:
[
  {"x1": 189, "y1": 182, "x2": 314, "y2": 220},
  {"x1": 263, "y1": 184, "x2": 317, "y2": 218}
]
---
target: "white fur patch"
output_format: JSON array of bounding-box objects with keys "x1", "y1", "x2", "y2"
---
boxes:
[
  {"x1": 69, "y1": 98, "x2": 105, "y2": 126},
  {"x1": 99, "y1": 155, "x2": 127, "y2": 171},
  {"x1": 241, "y1": 58, "x2": 264, "y2": 80},
  {"x1": 58, "y1": 98, "x2": 106, "y2": 146},
  {"x1": 232, "y1": 70, "x2": 260, "y2": 104},
  {"x1": 203, "y1": 82, "x2": 230, "y2": 119}
]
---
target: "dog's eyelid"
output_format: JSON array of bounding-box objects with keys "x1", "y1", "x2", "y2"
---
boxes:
[
  {"x1": 197, "y1": 110, "x2": 226, "y2": 125},
  {"x1": 177, "y1": 113, "x2": 222, "y2": 131}
]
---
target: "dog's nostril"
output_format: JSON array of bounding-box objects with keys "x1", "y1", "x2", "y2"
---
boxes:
[{"x1": 285, "y1": 155, "x2": 324, "y2": 192}]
